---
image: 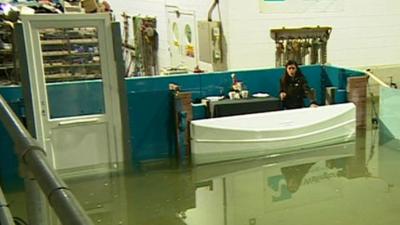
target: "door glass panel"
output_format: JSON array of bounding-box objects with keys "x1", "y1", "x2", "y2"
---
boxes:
[{"x1": 39, "y1": 27, "x2": 105, "y2": 119}]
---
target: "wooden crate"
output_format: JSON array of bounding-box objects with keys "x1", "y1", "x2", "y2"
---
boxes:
[{"x1": 347, "y1": 76, "x2": 368, "y2": 128}]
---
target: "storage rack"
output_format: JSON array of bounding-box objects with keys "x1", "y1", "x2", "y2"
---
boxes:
[
  {"x1": 270, "y1": 26, "x2": 332, "y2": 67},
  {"x1": 0, "y1": 21, "x2": 17, "y2": 85},
  {"x1": 39, "y1": 27, "x2": 102, "y2": 82}
]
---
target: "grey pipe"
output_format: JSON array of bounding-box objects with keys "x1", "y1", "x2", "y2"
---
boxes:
[
  {"x1": 208, "y1": 0, "x2": 219, "y2": 21},
  {"x1": 0, "y1": 186, "x2": 16, "y2": 225},
  {"x1": 0, "y1": 95, "x2": 94, "y2": 225},
  {"x1": 24, "y1": 178, "x2": 50, "y2": 225}
]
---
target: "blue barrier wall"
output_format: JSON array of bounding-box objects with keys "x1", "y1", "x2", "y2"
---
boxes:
[
  {"x1": 0, "y1": 86, "x2": 24, "y2": 191},
  {"x1": 0, "y1": 65, "x2": 363, "y2": 187},
  {"x1": 322, "y1": 65, "x2": 365, "y2": 103}
]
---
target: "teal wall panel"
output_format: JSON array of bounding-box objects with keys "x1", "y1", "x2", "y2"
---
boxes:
[
  {"x1": 322, "y1": 66, "x2": 365, "y2": 103},
  {"x1": 323, "y1": 66, "x2": 365, "y2": 89},
  {"x1": 0, "y1": 124, "x2": 23, "y2": 191},
  {"x1": 128, "y1": 90, "x2": 176, "y2": 161},
  {"x1": 301, "y1": 66, "x2": 324, "y2": 105},
  {"x1": 323, "y1": 66, "x2": 347, "y2": 89},
  {"x1": 0, "y1": 87, "x2": 25, "y2": 191}
]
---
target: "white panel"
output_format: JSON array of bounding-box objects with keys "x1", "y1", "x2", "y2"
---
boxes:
[
  {"x1": 380, "y1": 87, "x2": 400, "y2": 140},
  {"x1": 52, "y1": 123, "x2": 109, "y2": 169},
  {"x1": 167, "y1": 12, "x2": 182, "y2": 67}
]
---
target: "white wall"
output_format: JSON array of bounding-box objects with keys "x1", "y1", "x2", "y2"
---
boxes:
[
  {"x1": 108, "y1": 0, "x2": 400, "y2": 70},
  {"x1": 225, "y1": 0, "x2": 400, "y2": 69},
  {"x1": 109, "y1": 0, "x2": 217, "y2": 71},
  {"x1": 109, "y1": 0, "x2": 169, "y2": 69}
]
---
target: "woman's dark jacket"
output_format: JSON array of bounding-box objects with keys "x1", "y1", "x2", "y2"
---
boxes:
[{"x1": 280, "y1": 75, "x2": 316, "y2": 109}]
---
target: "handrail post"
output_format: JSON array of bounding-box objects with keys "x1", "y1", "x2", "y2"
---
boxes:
[
  {"x1": 0, "y1": 186, "x2": 16, "y2": 225},
  {"x1": 24, "y1": 174, "x2": 50, "y2": 225}
]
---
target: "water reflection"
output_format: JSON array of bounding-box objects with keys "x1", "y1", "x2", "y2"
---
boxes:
[
  {"x1": 6, "y1": 127, "x2": 400, "y2": 225},
  {"x1": 181, "y1": 130, "x2": 400, "y2": 225},
  {"x1": 184, "y1": 141, "x2": 357, "y2": 225}
]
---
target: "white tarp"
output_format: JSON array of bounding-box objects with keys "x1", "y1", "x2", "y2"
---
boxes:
[{"x1": 191, "y1": 103, "x2": 355, "y2": 164}]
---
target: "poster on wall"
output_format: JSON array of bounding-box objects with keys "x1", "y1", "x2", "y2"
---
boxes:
[{"x1": 259, "y1": 0, "x2": 343, "y2": 13}]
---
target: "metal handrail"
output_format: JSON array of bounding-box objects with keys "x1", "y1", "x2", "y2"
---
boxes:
[
  {"x1": 365, "y1": 70, "x2": 390, "y2": 88},
  {"x1": 352, "y1": 68, "x2": 390, "y2": 88},
  {"x1": 0, "y1": 95, "x2": 94, "y2": 225},
  {"x1": 0, "y1": 186, "x2": 16, "y2": 225}
]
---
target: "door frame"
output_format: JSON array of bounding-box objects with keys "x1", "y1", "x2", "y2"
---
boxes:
[{"x1": 20, "y1": 14, "x2": 128, "y2": 172}]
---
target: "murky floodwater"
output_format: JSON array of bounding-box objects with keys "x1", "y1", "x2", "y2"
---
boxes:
[{"x1": 5, "y1": 110, "x2": 400, "y2": 225}]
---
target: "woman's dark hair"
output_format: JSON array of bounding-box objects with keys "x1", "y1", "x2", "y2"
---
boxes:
[
  {"x1": 281, "y1": 60, "x2": 304, "y2": 87},
  {"x1": 285, "y1": 60, "x2": 299, "y2": 69}
]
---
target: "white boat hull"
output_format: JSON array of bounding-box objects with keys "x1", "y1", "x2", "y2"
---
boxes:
[{"x1": 190, "y1": 103, "x2": 356, "y2": 164}]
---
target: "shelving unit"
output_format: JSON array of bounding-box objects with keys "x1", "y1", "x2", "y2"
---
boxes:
[
  {"x1": 39, "y1": 27, "x2": 102, "y2": 82},
  {"x1": 0, "y1": 21, "x2": 16, "y2": 85},
  {"x1": 0, "y1": 22, "x2": 101, "y2": 84},
  {"x1": 270, "y1": 26, "x2": 332, "y2": 67}
]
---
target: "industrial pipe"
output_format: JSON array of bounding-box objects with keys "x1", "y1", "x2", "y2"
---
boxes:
[
  {"x1": 0, "y1": 187, "x2": 16, "y2": 225},
  {"x1": 208, "y1": 0, "x2": 219, "y2": 21}
]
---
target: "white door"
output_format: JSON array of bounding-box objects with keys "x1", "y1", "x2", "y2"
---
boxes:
[
  {"x1": 21, "y1": 14, "x2": 124, "y2": 172},
  {"x1": 166, "y1": 7, "x2": 182, "y2": 67},
  {"x1": 166, "y1": 6, "x2": 198, "y2": 70},
  {"x1": 179, "y1": 12, "x2": 198, "y2": 70}
]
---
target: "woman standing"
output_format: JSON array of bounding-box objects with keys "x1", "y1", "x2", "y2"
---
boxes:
[{"x1": 279, "y1": 60, "x2": 318, "y2": 109}]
